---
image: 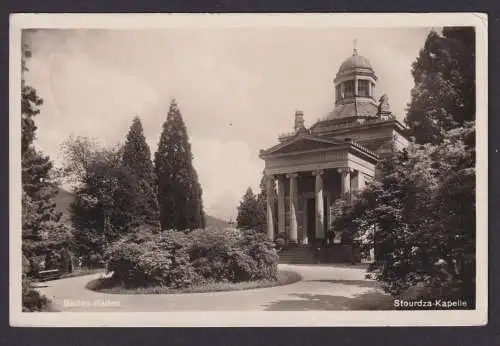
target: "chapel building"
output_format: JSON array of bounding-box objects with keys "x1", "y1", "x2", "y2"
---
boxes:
[{"x1": 259, "y1": 46, "x2": 409, "y2": 263}]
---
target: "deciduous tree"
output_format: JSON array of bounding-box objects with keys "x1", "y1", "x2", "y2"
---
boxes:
[{"x1": 61, "y1": 137, "x2": 134, "y2": 264}]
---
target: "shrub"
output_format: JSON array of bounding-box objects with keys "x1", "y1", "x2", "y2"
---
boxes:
[
  {"x1": 105, "y1": 226, "x2": 279, "y2": 288},
  {"x1": 238, "y1": 231, "x2": 279, "y2": 281},
  {"x1": 22, "y1": 274, "x2": 54, "y2": 312},
  {"x1": 106, "y1": 240, "x2": 147, "y2": 285},
  {"x1": 138, "y1": 235, "x2": 201, "y2": 288},
  {"x1": 106, "y1": 230, "x2": 202, "y2": 288},
  {"x1": 188, "y1": 228, "x2": 278, "y2": 283},
  {"x1": 274, "y1": 233, "x2": 286, "y2": 251}
]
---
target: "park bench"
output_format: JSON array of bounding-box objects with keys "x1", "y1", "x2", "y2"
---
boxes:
[{"x1": 36, "y1": 269, "x2": 61, "y2": 281}]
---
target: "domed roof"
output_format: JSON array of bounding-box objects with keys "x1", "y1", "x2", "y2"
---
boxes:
[
  {"x1": 336, "y1": 49, "x2": 375, "y2": 78},
  {"x1": 339, "y1": 54, "x2": 372, "y2": 71}
]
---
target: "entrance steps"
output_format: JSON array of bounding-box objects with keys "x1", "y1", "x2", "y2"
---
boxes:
[{"x1": 278, "y1": 245, "x2": 317, "y2": 264}]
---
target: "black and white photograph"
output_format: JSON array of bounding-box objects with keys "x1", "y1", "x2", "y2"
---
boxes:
[{"x1": 10, "y1": 13, "x2": 487, "y2": 327}]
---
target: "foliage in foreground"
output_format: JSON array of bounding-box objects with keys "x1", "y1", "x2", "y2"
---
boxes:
[
  {"x1": 105, "y1": 226, "x2": 279, "y2": 289},
  {"x1": 21, "y1": 41, "x2": 71, "y2": 271},
  {"x1": 21, "y1": 40, "x2": 68, "y2": 312},
  {"x1": 61, "y1": 135, "x2": 157, "y2": 267},
  {"x1": 333, "y1": 124, "x2": 475, "y2": 303},
  {"x1": 22, "y1": 276, "x2": 55, "y2": 312},
  {"x1": 22, "y1": 256, "x2": 55, "y2": 312}
]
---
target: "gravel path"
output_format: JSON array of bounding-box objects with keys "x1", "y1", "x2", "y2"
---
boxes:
[{"x1": 35, "y1": 264, "x2": 384, "y2": 311}]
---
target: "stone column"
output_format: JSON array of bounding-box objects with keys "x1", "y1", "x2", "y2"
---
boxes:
[
  {"x1": 287, "y1": 173, "x2": 298, "y2": 244},
  {"x1": 265, "y1": 175, "x2": 275, "y2": 241},
  {"x1": 354, "y1": 77, "x2": 358, "y2": 96},
  {"x1": 351, "y1": 170, "x2": 360, "y2": 191},
  {"x1": 277, "y1": 176, "x2": 286, "y2": 237},
  {"x1": 337, "y1": 167, "x2": 351, "y2": 196},
  {"x1": 313, "y1": 170, "x2": 325, "y2": 240},
  {"x1": 326, "y1": 190, "x2": 331, "y2": 243}
]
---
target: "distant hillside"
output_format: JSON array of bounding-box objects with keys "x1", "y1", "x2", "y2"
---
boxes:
[
  {"x1": 55, "y1": 188, "x2": 231, "y2": 229},
  {"x1": 205, "y1": 214, "x2": 231, "y2": 230}
]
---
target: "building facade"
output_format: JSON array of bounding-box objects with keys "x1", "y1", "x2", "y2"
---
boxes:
[{"x1": 259, "y1": 47, "x2": 409, "y2": 260}]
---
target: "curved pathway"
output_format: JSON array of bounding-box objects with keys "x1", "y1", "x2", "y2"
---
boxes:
[{"x1": 35, "y1": 264, "x2": 388, "y2": 311}]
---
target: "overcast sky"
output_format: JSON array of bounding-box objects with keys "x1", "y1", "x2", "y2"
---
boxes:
[{"x1": 24, "y1": 26, "x2": 432, "y2": 221}]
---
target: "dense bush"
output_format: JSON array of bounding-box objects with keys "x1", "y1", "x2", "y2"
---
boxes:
[
  {"x1": 333, "y1": 125, "x2": 475, "y2": 303},
  {"x1": 105, "y1": 226, "x2": 278, "y2": 289},
  {"x1": 22, "y1": 258, "x2": 54, "y2": 312},
  {"x1": 274, "y1": 233, "x2": 286, "y2": 251},
  {"x1": 22, "y1": 275, "x2": 54, "y2": 312}
]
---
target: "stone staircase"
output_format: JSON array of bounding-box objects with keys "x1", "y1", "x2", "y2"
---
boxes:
[{"x1": 278, "y1": 245, "x2": 317, "y2": 264}]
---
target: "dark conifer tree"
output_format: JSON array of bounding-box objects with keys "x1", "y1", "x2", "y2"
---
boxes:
[
  {"x1": 21, "y1": 44, "x2": 42, "y2": 156},
  {"x1": 21, "y1": 40, "x2": 69, "y2": 311},
  {"x1": 405, "y1": 27, "x2": 475, "y2": 144},
  {"x1": 237, "y1": 187, "x2": 265, "y2": 232},
  {"x1": 154, "y1": 99, "x2": 205, "y2": 230},
  {"x1": 21, "y1": 43, "x2": 62, "y2": 242},
  {"x1": 122, "y1": 117, "x2": 160, "y2": 227}
]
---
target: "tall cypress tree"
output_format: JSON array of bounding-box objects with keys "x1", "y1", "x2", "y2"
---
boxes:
[
  {"x1": 154, "y1": 99, "x2": 205, "y2": 230},
  {"x1": 122, "y1": 117, "x2": 160, "y2": 227}
]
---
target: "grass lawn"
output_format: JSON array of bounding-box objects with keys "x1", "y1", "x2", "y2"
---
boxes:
[{"x1": 86, "y1": 270, "x2": 302, "y2": 295}]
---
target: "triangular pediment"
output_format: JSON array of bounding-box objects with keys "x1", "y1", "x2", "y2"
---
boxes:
[{"x1": 261, "y1": 134, "x2": 345, "y2": 156}]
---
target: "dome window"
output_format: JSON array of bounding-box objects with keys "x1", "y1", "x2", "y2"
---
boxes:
[
  {"x1": 343, "y1": 80, "x2": 355, "y2": 98},
  {"x1": 335, "y1": 85, "x2": 342, "y2": 100},
  {"x1": 358, "y1": 79, "x2": 370, "y2": 97}
]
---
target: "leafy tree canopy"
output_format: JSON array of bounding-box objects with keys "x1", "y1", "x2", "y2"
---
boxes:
[
  {"x1": 333, "y1": 124, "x2": 475, "y2": 301},
  {"x1": 405, "y1": 27, "x2": 475, "y2": 144}
]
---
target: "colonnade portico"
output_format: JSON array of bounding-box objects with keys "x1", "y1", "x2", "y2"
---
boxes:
[
  {"x1": 259, "y1": 46, "x2": 408, "y2": 263},
  {"x1": 265, "y1": 167, "x2": 357, "y2": 244}
]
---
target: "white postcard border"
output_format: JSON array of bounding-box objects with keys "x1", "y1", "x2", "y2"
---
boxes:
[{"x1": 9, "y1": 12, "x2": 488, "y2": 327}]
